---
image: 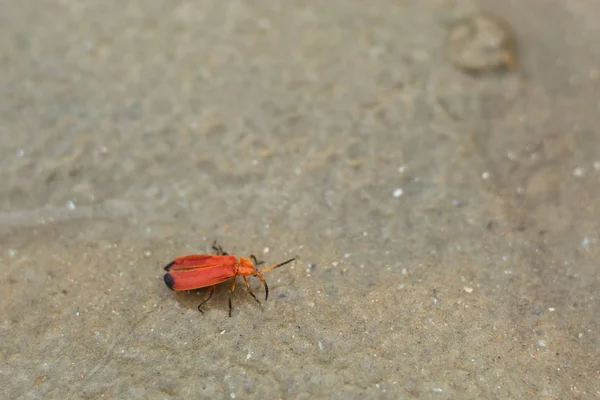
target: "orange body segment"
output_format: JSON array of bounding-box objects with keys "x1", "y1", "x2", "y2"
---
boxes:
[{"x1": 162, "y1": 242, "x2": 295, "y2": 317}]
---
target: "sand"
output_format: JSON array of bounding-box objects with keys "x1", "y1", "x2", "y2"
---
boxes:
[{"x1": 1, "y1": 1, "x2": 599, "y2": 398}]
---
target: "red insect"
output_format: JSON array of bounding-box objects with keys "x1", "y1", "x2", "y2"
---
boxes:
[{"x1": 163, "y1": 241, "x2": 295, "y2": 316}]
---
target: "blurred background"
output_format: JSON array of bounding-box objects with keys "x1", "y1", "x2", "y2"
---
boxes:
[{"x1": 1, "y1": 1, "x2": 599, "y2": 398}]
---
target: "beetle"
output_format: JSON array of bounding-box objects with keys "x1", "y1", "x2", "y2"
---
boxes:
[{"x1": 163, "y1": 241, "x2": 295, "y2": 316}]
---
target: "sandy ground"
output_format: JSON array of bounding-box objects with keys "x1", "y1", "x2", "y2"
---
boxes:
[{"x1": 1, "y1": 1, "x2": 599, "y2": 399}]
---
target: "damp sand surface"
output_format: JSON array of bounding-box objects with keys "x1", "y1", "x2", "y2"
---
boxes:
[{"x1": 1, "y1": 1, "x2": 599, "y2": 398}]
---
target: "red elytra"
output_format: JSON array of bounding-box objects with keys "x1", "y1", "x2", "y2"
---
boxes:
[{"x1": 163, "y1": 241, "x2": 295, "y2": 316}]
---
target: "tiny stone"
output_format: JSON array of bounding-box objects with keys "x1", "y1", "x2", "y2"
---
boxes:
[
  {"x1": 582, "y1": 237, "x2": 590, "y2": 249},
  {"x1": 393, "y1": 188, "x2": 404, "y2": 198},
  {"x1": 482, "y1": 171, "x2": 491, "y2": 180},
  {"x1": 572, "y1": 167, "x2": 585, "y2": 177},
  {"x1": 446, "y1": 13, "x2": 517, "y2": 74},
  {"x1": 464, "y1": 286, "x2": 474, "y2": 293}
]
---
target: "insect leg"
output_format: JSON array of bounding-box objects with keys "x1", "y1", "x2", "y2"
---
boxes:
[
  {"x1": 197, "y1": 285, "x2": 216, "y2": 314},
  {"x1": 255, "y1": 273, "x2": 270, "y2": 301},
  {"x1": 242, "y1": 276, "x2": 261, "y2": 305},
  {"x1": 211, "y1": 240, "x2": 229, "y2": 256},
  {"x1": 228, "y1": 278, "x2": 237, "y2": 317},
  {"x1": 250, "y1": 254, "x2": 265, "y2": 266}
]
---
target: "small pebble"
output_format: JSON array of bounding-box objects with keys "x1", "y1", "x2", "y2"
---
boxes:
[
  {"x1": 582, "y1": 237, "x2": 590, "y2": 249},
  {"x1": 393, "y1": 188, "x2": 404, "y2": 198},
  {"x1": 572, "y1": 167, "x2": 585, "y2": 177},
  {"x1": 446, "y1": 13, "x2": 517, "y2": 74}
]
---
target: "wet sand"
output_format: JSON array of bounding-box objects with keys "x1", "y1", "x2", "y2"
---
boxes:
[{"x1": 1, "y1": 1, "x2": 599, "y2": 398}]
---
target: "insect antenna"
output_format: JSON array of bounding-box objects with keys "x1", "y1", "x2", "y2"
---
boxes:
[
  {"x1": 259, "y1": 258, "x2": 296, "y2": 274},
  {"x1": 255, "y1": 258, "x2": 296, "y2": 301}
]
